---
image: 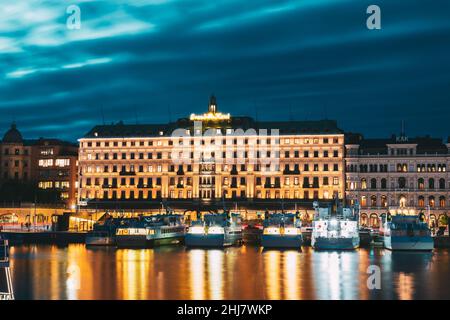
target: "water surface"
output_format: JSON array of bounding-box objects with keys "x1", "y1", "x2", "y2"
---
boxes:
[{"x1": 8, "y1": 245, "x2": 450, "y2": 300}]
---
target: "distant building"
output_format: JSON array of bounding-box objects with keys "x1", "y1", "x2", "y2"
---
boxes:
[
  {"x1": 0, "y1": 123, "x2": 78, "y2": 208},
  {"x1": 345, "y1": 132, "x2": 450, "y2": 228},
  {"x1": 78, "y1": 96, "x2": 345, "y2": 211}
]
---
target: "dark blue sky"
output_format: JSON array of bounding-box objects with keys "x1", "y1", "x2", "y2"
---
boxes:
[{"x1": 1, "y1": 0, "x2": 450, "y2": 142}]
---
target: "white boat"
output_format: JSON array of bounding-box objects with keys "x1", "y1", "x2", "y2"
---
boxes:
[
  {"x1": 0, "y1": 235, "x2": 14, "y2": 300},
  {"x1": 185, "y1": 212, "x2": 243, "y2": 248},
  {"x1": 381, "y1": 213, "x2": 433, "y2": 251},
  {"x1": 311, "y1": 199, "x2": 360, "y2": 250},
  {"x1": 261, "y1": 213, "x2": 302, "y2": 249},
  {"x1": 116, "y1": 214, "x2": 186, "y2": 248}
]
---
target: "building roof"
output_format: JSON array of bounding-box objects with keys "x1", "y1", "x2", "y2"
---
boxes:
[
  {"x1": 2, "y1": 123, "x2": 23, "y2": 144},
  {"x1": 82, "y1": 118, "x2": 343, "y2": 138},
  {"x1": 82, "y1": 96, "x2": 343, "y2": 139},
  {"x1": 347, "y1": 133, "x2": 448, "y2": 155}
]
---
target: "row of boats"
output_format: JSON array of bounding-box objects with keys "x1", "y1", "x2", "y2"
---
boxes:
[{"x1": 86, "y1": 199, "x2": 434, "y2": 251}]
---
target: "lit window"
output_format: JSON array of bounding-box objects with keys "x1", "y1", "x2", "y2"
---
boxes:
[
  {"x1": 38, "y1": 159, "x2": 53, "y2": 167},
  {"x1": 55, "y1": 159, "x2": 70, "y2": 167}
]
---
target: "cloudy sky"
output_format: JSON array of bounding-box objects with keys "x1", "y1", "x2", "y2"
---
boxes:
[{"x1": 1, "y1": 0, "x2": 449, "y2": 141}]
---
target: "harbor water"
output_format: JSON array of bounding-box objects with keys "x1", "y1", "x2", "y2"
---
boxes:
[{"x1": 8, "y1": 244, "x2": 450, "y2": 300}]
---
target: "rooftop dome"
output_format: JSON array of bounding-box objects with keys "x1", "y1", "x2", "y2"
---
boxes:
[{"x1": 2, "y1": 123, "x2": 23, "y2": 144}]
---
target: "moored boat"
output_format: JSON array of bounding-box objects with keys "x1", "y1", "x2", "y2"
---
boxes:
[
  {"x1": 116, "y1": 214, "x2": 186, "y2": 248},
  {"x1": 86, "y1": 213, "x2": 117, "y2": 246},
  {"x1": 311, "y1": 199, "x2": 360, "y2": 250},
  {"x1": 261, "y1": 212, "x2": 302, "y2": 249},
  {"x1": 185, "y1": 212, "x2": 243, "y2": 248},
  {"x1": 381, "y1": 212, "x2": 433, "y2": 251}
]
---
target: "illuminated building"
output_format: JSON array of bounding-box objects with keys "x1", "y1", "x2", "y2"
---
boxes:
[
  {"x1": 78, "y1": 96, "x2": 345, "y2": 211},
  {"x1": 345, "y1": 132, "x2": 450, "y2": 228},
  {"x1": 0, "y1": 123, "x2": 78, "y2": 208}
]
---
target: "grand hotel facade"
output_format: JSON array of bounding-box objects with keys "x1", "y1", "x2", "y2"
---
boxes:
[
  {"x1": 78, "y1": 96, "x2": 345, "y2": 212},
  {"x1": 77, "y1": 96, "x2": 450, "y2": 225}
]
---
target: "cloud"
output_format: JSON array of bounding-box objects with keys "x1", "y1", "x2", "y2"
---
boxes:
[{"x1": 0, "y1": 0, "x2": 450, "y2": 141}]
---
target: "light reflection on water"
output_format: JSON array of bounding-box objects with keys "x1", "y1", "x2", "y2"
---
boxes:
[{"x1": 8, "y1": 244, "x2": 449, "y2": 300}]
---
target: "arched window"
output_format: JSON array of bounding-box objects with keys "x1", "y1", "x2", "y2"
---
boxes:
[
  {"x1": 439, "y1": 196, "x2": 445, "y2": 208},
  {"x1": 381, "y1": 178, "x2": 387, "y2": 190},
  {"x1": 418, "y1": 178, "x2": 424, "y2": 190},
  {"x1": 398, "y1": 177, "x2": 406, "y2": 189},
  {"x1": 429, "y1": 196, "x2": 435, "y2": 208},
  {"x1": 370, "y1": 178, "x2": 377, "y2": 190},
  {"x1": 439, "y1": 178, "x2": 445, "y2": 190},
  {"x1": 370, "y1": 195, "x2": 377, "y2": 207},
  {"x1": 418, "y1": 196, "x2": 425, "y2": 207},
  {"x1": 361, "y1": 196, "x2": 367, "y2": 207},
  {"x1": 381, "y1": 195, "x2": 387, "y2": 207},
  {"x1": 429, "y1": 178, "x2": 435, "y2": 189},
  {"x1": 370, "y1": 214, "x2": 379, "y2": 228},
  {"x1": 360, "y1": 213, "x2": 368, "y2": 227},
  {"x1": 399, "y1": 195, "x2": 407, "y2": 208},
  {"x1": 361, "y1": 178, "x2": 367, "y2": 190}
]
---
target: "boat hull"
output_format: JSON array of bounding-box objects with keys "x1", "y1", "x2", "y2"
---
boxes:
[
  {"x1": 185, "y1": 232, "x2": 242, "y2": 248},
  {"x1": 85, "y1": 236, "x2": 115, "y2": 246},
  {"x1": 261, "y1": 234, "x2": 302, "y2": 249},
  {"x1": 312, "y1": 237, "x2": 359, "y2": 250},
  {"x1": 116, "y1": 235, "x2": 184, "y2": 248},
  {"x1": 384, "y1": 236, "x2": 434, "y2": 251}
]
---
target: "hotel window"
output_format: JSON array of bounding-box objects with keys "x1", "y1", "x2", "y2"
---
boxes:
[
  {"x1": 40, "y1": 148, "x2": 54, "y2": 155},
  {"x1": 323, "y1": 177, "x2": 329, "y2": 186},
  {"x1": 285, "y1": 177, "x2": 290, "y2": 186},
  {"x1": 38, "y1": 181, "x2": 53, "y2": 189},
  {"x1": 38, "y1": 159, "x2": 54, "y2": 167},
  {"x1": 294, "y1": 138, "x2": 300, "y2": 144},
  {"x1": 157, "y1": 153, "x2": 162, "y2": 159},
  {"x1": 294, "y1": 177, "x2": 299, "y2": 185},
  {"x1": 304, "y1": 138, "x2": 310, "y2": 144},
  {"x1": 333, "y1": 164, "x2": 338, "y2": 171},
  {"x1": 148, "y1": 153, "x2": 153, "y2": 159},
  {"x1": 333, "y1": 138, "x2": 339, "y2": 144},
  {"x1": 304, "y1": 164, "x2": 309, "y2": 171},
  {"x1": 323, "y1": 138, "x2": 329, "y2": 144},
  {"x1": 333, "y1": 177, "x2": 339, "y2": 185},
  {"x1": 285, "y1": 138, "x2": 290, "y2": 144},
  {"x1": 284, "y1": 151, "x2": 290, "y2": 158},
  {"x1": 313, "y1": 139, "x2": 319, "y2": 144},
  {"x1": 304, "y1": 151, "x2": 309, "y2": 157},
  {"x1": 418, "y1": 196, "x2": 425, "y2": 207},
  {"x1": 429, "y1": 196, "x2": 435, "y2": 208},
  {"x1": 361, "y1": 196, "x2": 367, "y2": 207},
  {"x1": 314, "y1": 164, "x2": 319, "y2": 172},
  {"x1": 55, "y1": 159, "x2": 70, "y2": 167},
  {"x1": 294, "y1": 150, "x2": 299, "y2": 158},
  {"x1": 323, "y1": 164, "x2": 329, "y2": 171},
  {"x1": 157, "y1": 165, "x2": 162, "y2": 172},
  {"x1": 361, "y1": 178, "x2": 367, "y2": 189},
  {"x1": 333, "y1": 150, "x2": 339, "y2": 157},
  {"x1": 323, "y1": 150, "x2": 329, "y2": 157},
  {"x1": 314, "y1": 151, "x2": 319, "y2": 158}
]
